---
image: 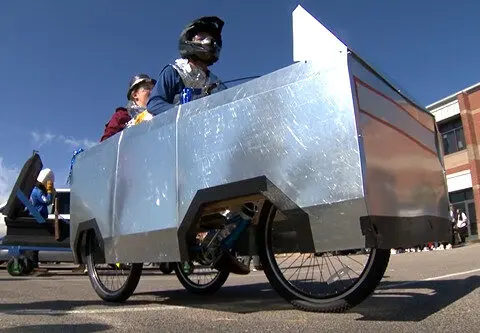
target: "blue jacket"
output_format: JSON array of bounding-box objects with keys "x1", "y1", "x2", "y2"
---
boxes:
[
  {"x1": 30, "y1": 185, "x2": 53, "y2": 220},
  {"x1": 147, "y1": 65, "x2": 186, "y2": 116},
  {"x1": 147, "y1": 64, "x2": 226, "y2": 116}
]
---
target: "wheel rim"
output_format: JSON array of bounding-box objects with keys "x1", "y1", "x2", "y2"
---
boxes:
[
  {"x1": 177, "y1": 228, "x2": 230, "y2": 289},
  {"x1": 8, "y1": 260, "x2": 23, "y2": 275},
  {"x1": 88, "y1": 234, "x2": 134, "y2": 293},
  {"x1": 264, "y1": 206, "x2": 377, "y2": 302},
  {"x1": 177, "y1": 261, "x2": 225, "y2": 289}
]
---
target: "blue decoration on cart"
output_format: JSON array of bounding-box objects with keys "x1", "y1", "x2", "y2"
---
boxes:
[{"x1": 66, "y1": 148, "x2": 85, "y2": 185}]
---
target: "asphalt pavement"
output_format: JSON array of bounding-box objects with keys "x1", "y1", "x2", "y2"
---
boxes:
[{"x1": 0, "y1": 244, "x2": 479, "y2": 333}]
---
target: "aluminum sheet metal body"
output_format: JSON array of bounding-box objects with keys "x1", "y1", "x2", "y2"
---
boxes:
[{"x1": 70, "y1": 52, "x2": 449, "y2": 263}]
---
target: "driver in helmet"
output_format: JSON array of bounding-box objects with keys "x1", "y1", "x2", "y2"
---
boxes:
[
  {"x1": 147, "y1": 16, "x2": 227, "y2": 115},
  {"x1": 148, "y1": 17, "x2": 255, "y2": 274}
]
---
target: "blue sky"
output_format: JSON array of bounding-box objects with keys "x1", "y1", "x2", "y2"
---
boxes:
[{"x1": 0, "y1": 0, "x2": 479, "y2": 201}]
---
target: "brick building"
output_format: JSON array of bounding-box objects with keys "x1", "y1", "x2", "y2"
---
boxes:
[{"x1": 427, "y1": 82, "x2": 480, "y2": 240}]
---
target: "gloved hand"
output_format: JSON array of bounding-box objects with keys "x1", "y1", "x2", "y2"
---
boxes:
[
  {"x1": 134, "y1": 110, "x2": 153, "y2": 125},
  {"x1": 46, "y1": 180, "x2": 54, "y2": 194}
]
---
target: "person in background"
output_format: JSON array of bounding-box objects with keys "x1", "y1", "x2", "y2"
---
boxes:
[
  {"x1": 30, "y1": 168, "x2": 55, "y2": 220},
  {"x1": 456, "y1": 208, "x2": 469, "y2": 244},
  {"x1": 25, "y1": 168, "x2": 55, "y2": 275},
  {"x1": 100, "y1": 74, "x2": 156, "y2": 142},
  {"x1": 147, "y1": 16, "x2": 226, "y2": 115}
]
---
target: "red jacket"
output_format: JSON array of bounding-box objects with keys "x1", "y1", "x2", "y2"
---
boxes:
[{"x1": 100, "y1": 107, "x2": 131, "y2": 142}]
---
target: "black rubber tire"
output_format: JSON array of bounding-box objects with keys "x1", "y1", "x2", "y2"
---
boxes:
[
  {"x1": 85, "y1": 231, "x2": 143, "y2": 302},
  {"x1": 7, "y1": 258, "x2": 25, "y2": 276},
  {"x1": 159, "y1": 262, "x2": 174, "y2": 275},
  {"x1": 174, "y1": 262, "x2": 229, "y2": 295},
  {"x1": 21, "y1": 257, "x2": 35, "y2": 275},
  {"x1": 257, "y1": 201, "x2": 390, "y2": 313}
]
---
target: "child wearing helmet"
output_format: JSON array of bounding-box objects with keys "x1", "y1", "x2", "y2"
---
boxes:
[
  {"x1": 30, "y1": 168, "x2": 55, "y2": 220},
  {"x1": 100, "y1": 74, "x2": 156, "y2": 142},
  {"x1": 147, "y1": 16, "x2": 227, "y2": 115},
  {"x1": 25, "y1": 168, "x2": 55, "y2": 275}
]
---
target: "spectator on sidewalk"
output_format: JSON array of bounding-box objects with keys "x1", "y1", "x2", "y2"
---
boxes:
[{"x1": 456, "y1": 208, "x2": 469, "y2": 244}]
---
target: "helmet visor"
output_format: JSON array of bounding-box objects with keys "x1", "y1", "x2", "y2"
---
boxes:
[{"x1": 186, "y1": 33, "x2": 221, "y2": 61}]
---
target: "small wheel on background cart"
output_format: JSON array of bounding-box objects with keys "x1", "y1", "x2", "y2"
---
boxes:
[
  {"x1": 21, "y1": 256, "x2": 35, "y2": 275},
  {"x1": 7, "y1": 258, "x2": 26, "y2": 276},
  {"x1": 174, "y1": 261, "x2": 229, "y2": 295},
  {"x1": 256, "y1": 201, "x2": 391, "y2": 313},
  {"x1": 159, "y1": 262, "x2": 174, "y2": 275},
  {"x1": 85, "y1": 231, "x2": 143, "y2": 302}
]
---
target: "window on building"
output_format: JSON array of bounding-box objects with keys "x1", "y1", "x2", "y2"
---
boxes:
[
  {"x1": 449, "y1": 188, "x2": 474, "y2": 203},
  {"x1": 438, "y1": 116, "x2": 466, "y2": 155}
]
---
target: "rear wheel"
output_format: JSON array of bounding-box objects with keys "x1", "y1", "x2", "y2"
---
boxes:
[
  {"x1": 21, "y1": 257, "x2": 35, "y2": 275},
  {"x1": 85, "y1": 231, "x2": 143, "y2": 302},
  {"x1": 159, "y1": 262, "x2": 174, "y2": 275},
  {"x1": 174, "y1": 261, "x2": 229, "y2": 295},
  {"x1": 257, "y1": 201, "x2": 390, "y2": 313}
]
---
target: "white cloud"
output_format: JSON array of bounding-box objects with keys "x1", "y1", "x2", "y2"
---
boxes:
[
  {"x1": 30, "y1": 131, "x2": 97, "y2": 150},
  {"x1": 0, "y1": 157, "x2": 19, "y2": 204},
  {"x1": 31, "y1": 131, "x2": 56, "y2": 147},
  {"x1": 58, "y1": 135, "x2": 97, "y2": 149}
]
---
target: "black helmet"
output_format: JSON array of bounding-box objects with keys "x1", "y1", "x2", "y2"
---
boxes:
[
  {"x1": 179, "y1": 16, "x2": 224, "y2": 66},
  {"x1": 127, "y1": 74, "x2": 156, "y2": 100}
]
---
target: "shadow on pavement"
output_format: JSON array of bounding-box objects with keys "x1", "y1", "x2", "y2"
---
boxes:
[
  {"x1": 0, "y1": 278, "x2": 34, "y2": 282},
  {"x1": 0, "y1": 269, "x2": 169, "y2": 279},
  {"x1": 0, "y1": 323, "x2": 111, "y2": 333},
  {"x1": 137, "y1": 282, "x2": 292, "y2": 313},
  {"x1": 0, "y1": 282, "x2": 290, "y2": 315},
  {"x1": 0, "y1": 277, "x2": 478, "y2": 319},
  {"x1": 354, "y1": 275, "x2": 480, "y2": 321}
]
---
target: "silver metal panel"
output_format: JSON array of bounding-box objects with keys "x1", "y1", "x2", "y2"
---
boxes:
[
  {"x1": 70, "y1": 134, "x2": 120, "y2": 249},
  {"x1": 348, "y1": 56, "x2": 449, "y2": 218},
  {"x1": 355, "y1": 82, "x2": 437, "y2": 152},
  {"x1": 112, "y1": 111, "x2": 178, "y2": 236},
  {"x1": 108, "y1": 111, "x2": 180, "y2": 262},
  {"x1": 103, "y1": 228, "x2": 179, "y2": 263},
  {"x1": 70, "y1": 55, "x2": 450, "y2": 261},
  {"x1": 177, "y1": 56, "x2": 363, "y2": 224},
  {"x1": 304, "y1": 198, "x2": 368, "y2": 251}
]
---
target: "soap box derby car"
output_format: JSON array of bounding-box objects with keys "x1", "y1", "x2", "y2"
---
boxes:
[{"x1": 67, "y1": 52, "x2": 450, "y2": 312}]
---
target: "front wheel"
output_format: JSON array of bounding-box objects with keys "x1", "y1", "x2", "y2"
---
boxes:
[
  {"x1": 7, "y1": 258, "x2": 25, "y2": 276},
  {"x1": 85, "y1": 231, "x2": 143, "y2": 302},
  {"x1": 257, "y1": 201, "x2": 390, "y2": 313}
]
